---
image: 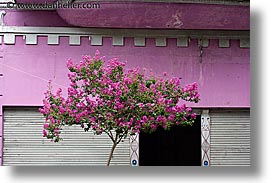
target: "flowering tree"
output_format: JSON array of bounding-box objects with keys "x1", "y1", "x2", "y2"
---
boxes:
[{"x1": 39, "y1": 50, "x2": 200, "y2": 166}]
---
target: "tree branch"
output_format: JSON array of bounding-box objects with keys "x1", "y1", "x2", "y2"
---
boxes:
[
  {"x1": 104, "y1": 130, "x2": 115, "y2": 143},
  {"x1": 110, "y1": 130, "x2": 114, "y2": 140},
  {"x1": 116, "y1": 131, "x2": 127, "y2": 145}
]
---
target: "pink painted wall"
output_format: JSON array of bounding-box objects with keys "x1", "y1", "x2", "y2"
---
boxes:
[
  {"x1": 57, "y1": 3, "x2": 249, "y2": 30},
  {"x1": 3, "y1": 2, "x2": 249, "y2": 30},
  {"x1": 0, "y1": 37, "x2": 250, "y2": 108},
  {"x1": 3, "y1": 10, "x2": 70, "y2": 27}
]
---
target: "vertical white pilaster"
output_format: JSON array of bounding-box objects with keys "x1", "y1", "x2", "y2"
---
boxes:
[
  {"x1": 201, "y1": 109, "x2": 210, "y2": 166},
  {"x1": 130, "y1": 133, "x2": 139, "y2": 166}
]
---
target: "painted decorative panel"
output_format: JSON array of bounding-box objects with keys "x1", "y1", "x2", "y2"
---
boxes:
[{"x1": 201, "y1": 110, "x2": 210, "y2": 166}]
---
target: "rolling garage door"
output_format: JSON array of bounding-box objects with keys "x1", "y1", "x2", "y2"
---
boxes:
[
  {"x1": 3, "y1": 107, "x2": 130, "y2": 166},
  {"x1": 210, "y1": 109, "x2": 250, "y2": 166}
]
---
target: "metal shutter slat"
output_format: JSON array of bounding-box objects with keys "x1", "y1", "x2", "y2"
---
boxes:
[
  {"x1": 3, "y1": 107, "x2": 130, "y2": 166},
  {"x1": 210, "y1": 109, "x2": 250, "y2": 166}
]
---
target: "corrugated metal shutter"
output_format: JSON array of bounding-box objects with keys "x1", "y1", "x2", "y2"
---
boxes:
[
  {"x1": 3, "y1": 107, "x2": 130, "y2": 166},
  {"x1": 210, "y1": 109, "x2": 250, "y2": 166}
]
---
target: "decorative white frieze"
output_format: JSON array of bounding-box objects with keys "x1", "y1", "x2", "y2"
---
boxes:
[
  {"x1": 4, "y1": 34, "x2": 15, "y2": 44},
  {"x1": 198, "y1": 38, "x2": 209, "y2": 47},
  {"x1": 155, "y1": 37, "x2": 167, "y2": 47},
  {"x1": 201, "y1": 109, "x2": 210, "y2": 167},
  {"x1": 26, "y1": 34, "x2": 38, "y2": 45},
  {"x1": 47, "y1": 35, "x2": 59, "y2": 45},
  {"x1": 0, "y1": 26, "x2": 250, "y2": 48},
  {"x1": 240, "y1": 38, "x2": 250, "y2": 48},
  {"x1": 90, "y1": 35, "x2": 102, "y2": 46},
  {"x1": 177, "y1": 37, "x2": 189, "y2": 47},
  {"x1": 69, "y1": 35, "x2": 81, "y2": 45},
  {"x1": 219, "y1": 39, "x2": 230, "y2": 48},
  {"x1": 134, "y1": 37, "x2": 146, "y2": 47},
  {"x1": 112, "y1": 36, "x2": 124, "y2": 46}
]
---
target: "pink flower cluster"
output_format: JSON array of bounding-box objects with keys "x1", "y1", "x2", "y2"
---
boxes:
[{"x1": 40, "y1": 50, "x2": 200, "y2": 142}]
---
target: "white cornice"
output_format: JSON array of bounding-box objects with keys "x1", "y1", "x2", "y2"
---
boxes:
[
  {"x1": 0, "y1": 26, "x2": 250, "y2": 47},
  {"x1": 0, "y1": 26, "x2": 250, "y2": 38}
]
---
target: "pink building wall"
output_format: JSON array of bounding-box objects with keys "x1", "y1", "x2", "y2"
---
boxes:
[
  {"x1": 0, "y1": 36, "x2": 250, "y2": 107},
  {"x1": 10, "y1": 1, "x2": 250, "y2": 30},
  {"x1": 3, "y1": 10, "x2": 69, "y2": 27},
  {"x1": 57, "y1": 2, "x2": 249, "y2": 29},
  {"x1": 0, "y1": 5, "x2": 250, "y2": 164}
]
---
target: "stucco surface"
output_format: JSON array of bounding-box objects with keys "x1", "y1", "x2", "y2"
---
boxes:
[
  {"x1": 3, "y1": 10, "x2": 70, "y2": 27},
  {"x1": 0, "y1": 37, "x2": 250, "y2": 108},
  {"x1": 3, "y1": 2, "x2": 249, "y2": 29},
  {"x1": 57, "y1": 2, "x2": 249, "y2": 30}
]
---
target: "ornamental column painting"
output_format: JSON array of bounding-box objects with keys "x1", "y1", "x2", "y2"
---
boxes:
[
  {"x1": 201, "y1": 109, "x2": 210, "y2": 166},
  {"x1": 130, "y1": 133, "x2": 139, "y2": 166}
]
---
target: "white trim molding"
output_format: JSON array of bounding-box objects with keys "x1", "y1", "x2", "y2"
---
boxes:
[
  {"x1": 201, "y1": 109, "x2": 211, "y2": 166},
  {"x1": 0, "y1": 26, "x2": 250, "y2": 48}
]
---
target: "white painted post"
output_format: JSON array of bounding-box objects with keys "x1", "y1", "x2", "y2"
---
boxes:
[
  {"x1": 201, "y1": 109, "x2": 210, "y2": 166},
  {"x1": 130, "y1": 133, "x2": 139, "y2": 166}
]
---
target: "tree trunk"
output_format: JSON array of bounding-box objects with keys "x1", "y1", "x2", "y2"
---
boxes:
[{"x1": 107, "y1": 141, "x2": 117, "y2": 166}]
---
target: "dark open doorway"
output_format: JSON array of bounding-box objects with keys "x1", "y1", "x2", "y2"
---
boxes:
[{"x1": 139, "y1": 116, "x2": 201, "y2": 166}]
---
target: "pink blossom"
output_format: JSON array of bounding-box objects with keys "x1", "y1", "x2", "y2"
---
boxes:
[
  {"x1": 157, "y1": 97, "x2": 164, "y2": 104},
  {"x1": 54, "y1": 128, "x2": 59, "y2": 133},
  {"x1": 151, "y1": 124, "x2": 157, "y2": 130},
  {"x1": 43, "y1": 123, "x2": 49, "y2": 129},
  {"x1": 42, "y1": 130, "x2": 47, "y2": 137},
  {"x1": 138, "y1": 103, "x2": 144, "y2": 108},
  {"x1": 168, "y1": 114, "x2": 175, "y2": 122},
  {"x1": 142, "y1": 116, "x2": 148, "y2": 122},
  {"x1": 191, "y1": 113, "x2": 197, "y2": 119},
  {"x1": 95, "y1": 50, "x2": 100, "y2": 56},
  {"x1": 82, "y1": 55, "x2": 91, "y2": 61},
  {"x1": 66, "y1": 58, "x2": 73, "y2": 68}
]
